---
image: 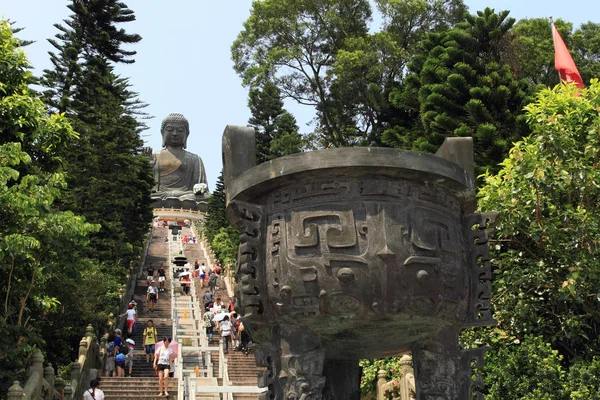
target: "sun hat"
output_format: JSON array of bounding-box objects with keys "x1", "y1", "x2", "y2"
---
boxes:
[
  {"x1": 126, "y1": 338, "x2": 135, "y2": 345},
  {"x1": 114, "y1": 328, "x2": 122, "y2": 334}
]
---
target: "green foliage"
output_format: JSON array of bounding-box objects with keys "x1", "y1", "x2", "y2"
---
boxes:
[
  {"x1": 204, "y1": 172, "x2": 239, "y2": 267},
  {"x1": 248, "y1": 82, "x2": 303, "y2": 162},
  {"x1": 388, "y1": 8, "x2": 532, "y2": 176},
  {"x1": 0, "y1": 19, "x2": 104, "y2": 396},
  {"x1": 232, "y1": 0, "x2": 372, "y2": 146},
  {"x1": 359, "y1": 356, "x2": 403, "y2": 397},
  {"x1": 463, "y1": 81, "x2": 600, "y2": 398},
  {"x1": 483, "y1": 336, "x2": 567, "y2": 400},
  {"x1": 41, "y1": 0, "x2": 153, "y2": 269}
]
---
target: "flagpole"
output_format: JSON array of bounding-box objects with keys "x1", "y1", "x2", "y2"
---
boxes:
[{"x1": 549, "y1": 17, "x2": 562, "y2": 83}]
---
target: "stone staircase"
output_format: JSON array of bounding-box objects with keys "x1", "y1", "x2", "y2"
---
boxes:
[
  {"x1": 100, "y1": 226, "x2": 179, "y2": 399},
  {"x1": 185, "y1": 227, "x2": 263, "y2": 400}
]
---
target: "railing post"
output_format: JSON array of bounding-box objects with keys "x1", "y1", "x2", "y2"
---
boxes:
[
  {"x1": 44, "y1": 363, "x2": 55, "y2": 392},
  {"x1": 7, "y1": 381, "x2": 24, "y2": 400},
  {"x1": 54, "y1": 376, "x2": 65, "y2": 396},
  {"x1": 63, "y1": 384, "x2": 73, "y2": 400},
  {"x1": 377, "y1": 369, "x2": 387, "y2": 400},
  {"x1": 29, "y1": 348, "x2": 44, "y2": 399}
]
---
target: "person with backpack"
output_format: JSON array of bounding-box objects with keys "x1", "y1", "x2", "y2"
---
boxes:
[
  {"x1": 116, "y1": 340, "x2": 128, "y2": 377},
  {"x1": 220, "y1": 315, "x2": 232, "y2": 354},
  {"x1": 143, "y1": 320, "x2": 158, "y2": 364},
  {"x1": 208, "y1": 272, "x2": 218, "y2": 293},
  {"x1": 83, "y1": 378, "x2": 105, "y2": 400},
  {"x1": 104, "y1": 334, "x2": 116, "y2": 377},
  {"x1": 203, "y1": 309, "x2": 215, "y2": 340}
]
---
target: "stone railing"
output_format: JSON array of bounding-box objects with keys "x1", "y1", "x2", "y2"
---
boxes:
[
  {"x1": 376, "y1": 355, "x2": 416, "y2": 400},
  {"x1": 7, "y1": 325, "x2": 98, "y2": 400}
]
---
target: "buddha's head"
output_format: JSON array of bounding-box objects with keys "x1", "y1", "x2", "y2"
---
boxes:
[{"x1": 161, "y1": 113, "x2": 190, "y2": 149}]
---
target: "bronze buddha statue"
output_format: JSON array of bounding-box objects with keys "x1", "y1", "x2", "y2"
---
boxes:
[{"x1": 151, "y1": 113, "x2": 209, "y2": 211}]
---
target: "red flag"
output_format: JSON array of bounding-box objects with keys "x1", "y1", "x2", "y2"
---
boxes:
[{"x1": 552, "y1": 23, "x2": 584, "y2": 89}]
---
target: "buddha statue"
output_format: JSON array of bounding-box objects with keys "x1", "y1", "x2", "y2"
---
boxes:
[{"x1": 151, "y1": 113, "x2": 209, "y2": 211}]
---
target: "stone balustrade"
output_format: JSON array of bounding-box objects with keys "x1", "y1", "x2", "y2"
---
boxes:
[{"x1": 376, "y1": 355, "x2": 416, "y2": 400}]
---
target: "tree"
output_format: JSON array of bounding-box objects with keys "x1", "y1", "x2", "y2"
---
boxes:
[
  {"x1": 0, "y1": 20, "x2": 101, "y2": 396},
  {"x1": 385, "y1": 8, "x2": 532, "y2": 176},
  {"x1": 463, "y1": 81, "x2": 600, "y2": 397},
  {"x1": 248, "y1": 82, "x2": 303, "y2": 162},
  {"x1": 41, "y1": 0, "x2": 153, "y2": 268},
  {"x1": 232, "y1": 0, "x2": 372, "y2": 147},
  {"x1": 204, "y1": 172, "x2": 239, "y2": 267}
]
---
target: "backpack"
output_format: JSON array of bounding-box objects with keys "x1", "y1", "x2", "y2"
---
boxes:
[
  {"x1": 106, "y1": 341, "x2": 115, "y2": 355},
  {"x1": 144, "y1": 327, "x2": 157, "y2": 340}
]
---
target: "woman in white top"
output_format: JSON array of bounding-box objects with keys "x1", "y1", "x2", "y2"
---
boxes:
[
  {"x1": 220, "y1": 315, "x2": 232, "y2": 354},
  {"x1": 154, "y1": 337, "x2": 173, "y2": 397},
  {"x1": 120, "y1": 304, "x2": 136, "y2": 335},
  {"x1": 83, "y1": 378, "x2": 104, "y2": 400}
]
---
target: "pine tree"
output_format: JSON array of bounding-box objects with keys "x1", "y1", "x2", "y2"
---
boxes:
[
  {"x1": 248, "y1": 82, "x2": 303, "y2": 162},
  {"x1": 389, "y1": 8, "x2": 533, "y2": 176},
  {"x1": 41, "y1": 0, "x2": 152, "y2": 268}
]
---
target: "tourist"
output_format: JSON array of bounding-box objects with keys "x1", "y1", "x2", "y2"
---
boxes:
[
  {"x1": 115, "y1": 340, "x2": 127, "y2": 377},
  {"x1": 120, "y1": 304, "x2": 136, "y2": 335},
  {"x1": 214, "y1": 264, "x2": 223, "y2": 275},
  {"x1": 213, "y1": 297, "x2": 224, "y2": 313},
  {"x1": 231, "y1": 312, "x2": 241, "y2": 350},
  {"x1": 203, "y1": 308, "x2": 215, "y2": 340},
  {"x1": 104, "y1": 333, "x2": 116, "y2": 377},
  {"x1": 208, "y1": 271, "x2": 218, "y2": 293},
  {"x1": 113, "y1": 329, "x2": 122, "y2": 354},
  {"x1": 158, "y1": 264, "x2": 166, "y2": 292},
  {"x1": 180, "y1": 274, "x2": 191, "y2": 295},
  {"x1": 147, "y1": 280, "x2": 159, "y2": 312},
  {"x1": 227, "y1": 298, "x2": 235, "y2": 313},
  {"x1": 220, "y1": 315, "x2": 232, "y2": 354},
  {"x1": 83, "y1": 378, "x2": 105, "y2": 400},
  {"x1": 147, "y1": 264, "x2": 155, "y2": 285},
  {"x1": 143, "y1": 320, "x2": 158, "y2": 364},
  {"x1": 154, "y1": 337, "x2": 173, "y2": 397},
  {"x1": 240, "y1": 321, "x2": 250, "y2": 355},
  {"x1": 203, "y1": 290, "x2": 213, "y2": 311},
  {"x1": 194, "y1": 260, "x2": 200, "y2": 278},
  {"x1": 125, "y1": 338, "x2": 135, "y2": 377}
]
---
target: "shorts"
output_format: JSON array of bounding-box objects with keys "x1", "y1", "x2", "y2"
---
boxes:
[
  {"x1": 116, "y1": 359, "x2": 126, "y2": 368},
  {"x1": 200, "y1": 273, "x2": 205, "y2": 280},
  {"x1": 157, "y1": 364, "x2": 170, "y2": 372},
  {"x1": 159, "y1": 276, "x2": 165, "y2": 282},
  {"x1": 126, "y1": 320, "x2": 134, "y2": 330},
  {"x1": 148, "y1": 293, "x2": 157, "y2": 303},
  {"x1": 147, "y1": 276, "x2": 153, "y2": 282},
  {"x1": 125, "y1": 358, "x2": 133, "y2": 368},
  {"x1": 145, "y1": 344, "x2": 155, "y2": 354},
  {"x1": 105, "y1": 356, "x2": 115, "y2": 371}
]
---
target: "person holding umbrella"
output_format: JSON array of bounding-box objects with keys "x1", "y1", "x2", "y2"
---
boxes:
[
  {"x1": 154, "y1": 337, "x2": 173, "y2": 397},
  {"x1": 179, "y1": 272, "x2": 191, "y2": 296}
]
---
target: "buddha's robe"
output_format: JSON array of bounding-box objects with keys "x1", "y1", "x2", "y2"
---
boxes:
[{"x1": 152, "y1": 149, "x2": 207, "y2": 200}]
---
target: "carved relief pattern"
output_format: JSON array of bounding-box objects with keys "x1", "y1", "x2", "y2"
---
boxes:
[
  {"x1": 463, "y1": 212, "x2": 499, "y2": 327},
  {"x1": 230, "y1": 200, "x2": 266, "y2": 318},
  {"x1": 265, "y1": 179, "x2": 467, "y2": 324},
  {"x1": 281, "y1": 348, "x2": 326, "y2": 400}
]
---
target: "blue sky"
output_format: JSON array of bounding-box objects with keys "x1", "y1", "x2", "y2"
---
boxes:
[{"x1": 3, "y1": 0, "x2": 599, "y2": 189}]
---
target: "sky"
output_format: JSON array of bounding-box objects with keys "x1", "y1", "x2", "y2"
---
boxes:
[{"x1": 3, "y1": 0, "x2": 600, "y2": 190}]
